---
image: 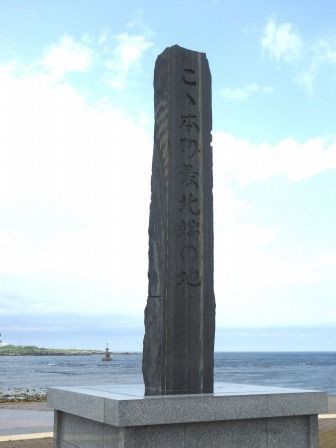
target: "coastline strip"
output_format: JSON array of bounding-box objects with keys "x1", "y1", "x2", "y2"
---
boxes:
[{"x1": 0, "y1": 432, "x2": 53, "y2": 442}]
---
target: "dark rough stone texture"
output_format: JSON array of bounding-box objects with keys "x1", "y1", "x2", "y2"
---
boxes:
[{"x1": 142, "y1": 45, "x2": 215, "y2": 395}]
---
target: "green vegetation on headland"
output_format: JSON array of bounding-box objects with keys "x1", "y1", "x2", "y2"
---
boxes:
[{"x1": 0, "y1": 344, "x2": 104, "y2": 356}]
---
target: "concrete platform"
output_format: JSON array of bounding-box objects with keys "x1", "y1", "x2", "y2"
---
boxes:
[{"x1": 48, "y1": 382, "x2": 328, "y2": 448}]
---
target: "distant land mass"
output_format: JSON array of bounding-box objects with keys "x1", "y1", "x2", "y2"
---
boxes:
[{"x1": 0, "y1": 344, "x2": 104, "y2": 356}]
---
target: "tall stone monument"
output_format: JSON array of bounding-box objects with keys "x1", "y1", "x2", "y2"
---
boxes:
[
  {"x1": 49, "y1": 44, "x2": 327, "y2": 448},
  {"x1": 142, "y1": 45, "x2": 216, "y2": 395}
]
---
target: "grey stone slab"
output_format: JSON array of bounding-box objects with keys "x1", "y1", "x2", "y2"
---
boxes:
[
  {"x1": 55, "y1": 414, "x2": 320, "y2": 448},
  {"x1": 53, "y1": 411, "x2": 59, "y2": 448},
  {"x1": 266, "y1": 416, "x2": 315, "y2": 448},
  {"x1": 58, "y1": 412, "x2": 75, "y2": 445},
  {"x1": 59, "y1": 442, "x2": 77, "y2": 448},
  {"x1": 184, "y1": 420, "x2": 268, "y2": 448},
  {"x1": 126, "y1": 420, "x2": 267, "y2": 448},
  {"x1": 106, "y1": 393, "x2": 212, "y2": 426},
  {"x1": 60, "y1": 381, "x2": 325, "y2": 398},
  {"x1": 84, "y1": 384, "x2": 145, "y2": 398},
  {"x1": 55, "y1": 415, "x2": 321, "y2": 448},
  {"x1": 214, "y1": 382, "x2": 314, "y2": 395},
  {"x1": 124, "y1": 424, "x2": 186, "y2": 448},
  {"x1": 48, "y1": 383, "x2": 328, "y2": 428},
  {"x1": 72, "y1": 416, "x2": 105, "y2": 448},
  {"x1": 103, "y1": 425, "x2": 124, "y2": 448},
  {"x1": 112, "y1": 392, "x2": 326, "y2": 426},
  {"x1": 57, "y1": 412, "x2": 126, "y2": 448},
  {"x1": 48, "y1": 387, "x2": 105, "y2": 423},
  {"x1": 50, "y1": 381, "x2": 327, "y2": 399},
  {"x1": 211, "y1": 392, "x2": 326, "y2": 421},
  {"x1": 51, "y1": 386, "x2": 324, "y2": 448},
  {"x1": 58, "y1": 413, "x2": 104, "y2": 448},
  {"x1": 308, "y1": 415, "x2": 319, "y2": 447}
]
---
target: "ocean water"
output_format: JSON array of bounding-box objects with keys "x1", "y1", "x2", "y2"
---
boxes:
[{"x1": 1, "y1": 352, "x2": 336, "y2": 395}]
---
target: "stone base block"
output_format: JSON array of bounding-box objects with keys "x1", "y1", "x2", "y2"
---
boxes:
[{"x1": 48, "y1": 383, "x2": 328, "y2": 448}]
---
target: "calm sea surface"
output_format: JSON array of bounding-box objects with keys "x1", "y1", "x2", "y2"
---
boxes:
[{"x1": 1, "y1": 352, "x2": 336, "y2": 395}]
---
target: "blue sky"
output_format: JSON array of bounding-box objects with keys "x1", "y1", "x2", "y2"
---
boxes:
[{"x1": 1, "y1": 1, "x2": 336, "y2": 350}]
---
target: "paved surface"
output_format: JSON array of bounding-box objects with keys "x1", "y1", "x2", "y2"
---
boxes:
[
  {"x1": 0, "y1": 409, "x2": 53, "y2": 436},
  {"x1": 0, "y1": 432, "x2": 53, "y2": 442}
]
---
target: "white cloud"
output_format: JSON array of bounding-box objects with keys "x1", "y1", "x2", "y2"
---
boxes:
[
  {"x1": 297, "y1": 37, "x2": 336, "y2": 93},
  {"x1": 213, "y1": 132, "x2": 336, "y2": 183},
  {"x1": 97, "y1": 31, "x2": 109, "y2": 46},
  {"x1": 1, "y1": 37, "x2": 335, "y2": 327},
  {"x1": 0, "y1": 63, "x2": 152, "y2": 315},
  {"x1": 0, "y1": 31, "x2": 155, "y2": 316},
  {"x1": 261, "y1": 20, "x2": 336, "y2": 93},
  {"x1": 42, "y1": 35, "x2": 92, "y2": 79},
  {"x1": 40, "y1": 31, "x2": 154, "y2": 89},
  {"x1": 220, "y1": 83, "x2": 273, "y2": 101},
  {"x1": 105, "y1": 33, "x2": 153, "y2": 89},
  {"x1": 262, "y1": 18, "x2": 303, "y2": 62},
  {"x1": 213, "y1": 136, "x2": 336, "y2": 326}
]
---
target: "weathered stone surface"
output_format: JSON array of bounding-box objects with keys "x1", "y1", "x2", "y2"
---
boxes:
[
  {"x1": 142, "y1": 45, "x2": 215, "y2": 395},
  {"x1": 55, "y1": 414, "x2": 319, "y2": 448},
  {"x1": 48, "y1": 383, "x2": 328, "y2": 427},
  {"x1": 49, "y1": 384, "x2": 327, "y2": 448}
]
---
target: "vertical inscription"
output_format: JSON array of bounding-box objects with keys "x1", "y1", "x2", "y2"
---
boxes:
[{"x1": 177, "y1": 67, "x2": 201, "y2": 290}]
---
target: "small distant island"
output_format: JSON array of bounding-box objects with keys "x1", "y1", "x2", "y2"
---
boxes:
[{"x1": 0, "y1": 344, "x2": 104, "y2": 356}]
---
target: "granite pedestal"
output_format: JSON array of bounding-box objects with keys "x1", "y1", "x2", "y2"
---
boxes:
[{"x1": 48, "y1": 382, "x2": 327, "y2": 448}]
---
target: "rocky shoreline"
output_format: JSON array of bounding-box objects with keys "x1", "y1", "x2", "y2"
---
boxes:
[{"x1": 0, "y1": 390, "x2": 47, "y2": 403}]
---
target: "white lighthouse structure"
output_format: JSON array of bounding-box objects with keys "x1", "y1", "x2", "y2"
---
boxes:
[{"x1": 0, "y1": 333, "x2": 8, "y2": 347}]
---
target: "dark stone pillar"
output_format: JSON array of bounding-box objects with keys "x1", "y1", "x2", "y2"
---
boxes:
[{"x1": 142, "y1": 45, "x2": 215, "y2": 395}]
